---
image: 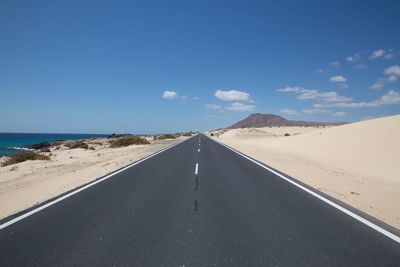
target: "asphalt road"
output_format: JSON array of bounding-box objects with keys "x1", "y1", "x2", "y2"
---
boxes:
[{"x1": 0, "y1": 135, "x2": 399, "y2": 266}]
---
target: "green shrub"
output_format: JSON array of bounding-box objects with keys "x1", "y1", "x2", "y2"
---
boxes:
[
  {"x1": 154, "y1": 134, "x2": 177, "y2": 140},
  {"x1": 109, "y1": 136, "x2": 150, "y2": 148},
  {"x1": 64, "y1": 140, "x2": 89, "y2": 149},
  {"x1": 181, "y1": 132, "x2": 193, "y2": 136},
  {"x1": 2, "y1": 151, "x2": 50, "y2": 167}
]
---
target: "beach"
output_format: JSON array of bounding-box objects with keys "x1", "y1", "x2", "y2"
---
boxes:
[
  {"x1": 210, "y1": 115, "x2": 400, "y2": 229},
  {"x1": 0, "y1": 136, "x2": 186, "y2": 219},
  {"x1": 0, "y1": 133, "x2": 109, "y2": 157}
]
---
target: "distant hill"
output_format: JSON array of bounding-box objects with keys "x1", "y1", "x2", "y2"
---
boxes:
[{"x1": 228, "y1": 113, "x2": 347, "y2": 128}]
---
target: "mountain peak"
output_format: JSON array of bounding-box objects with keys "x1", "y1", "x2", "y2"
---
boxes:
[{"x1": 228, "y1": 113, "x2": 345, "y2": 128}]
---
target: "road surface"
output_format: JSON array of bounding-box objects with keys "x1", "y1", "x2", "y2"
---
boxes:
[{"x1": 0, "y1": 135, "x2": 399, "y2": 266}]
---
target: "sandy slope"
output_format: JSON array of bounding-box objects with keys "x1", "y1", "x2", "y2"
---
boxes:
[
  {"x1": 211, "y1": 115, "x2": 400, "y2": 229},
  {"x1": 0, "y1": 137, "x2": 185, "y2": 219}
]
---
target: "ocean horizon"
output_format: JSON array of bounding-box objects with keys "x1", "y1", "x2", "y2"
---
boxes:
[{"x1": 0, "y1": 132, "x2": 109, "y2": 156}]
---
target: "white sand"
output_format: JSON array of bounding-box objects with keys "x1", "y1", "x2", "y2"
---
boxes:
[
  {"x1": 0, "y1": 137, "x2": 185, "y2": 219},
  {"x1": 211, "y1": 115, "x2": 400, "y2": 229}
]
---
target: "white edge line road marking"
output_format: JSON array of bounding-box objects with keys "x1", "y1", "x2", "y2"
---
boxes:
[
  {"x1": 195, "y1": 163, "x2": 199, "y2": 175},
  {"x1": 0, "y1": 137, "x2": 192, "y2": 231},
  {"x1": 209, "y1": 136, "x2": 400, "y2": 244}
]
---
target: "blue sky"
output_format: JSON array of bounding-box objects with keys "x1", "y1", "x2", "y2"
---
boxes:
[{"x1": 1, "y1": 0, "x2": 399, "y2": 134}]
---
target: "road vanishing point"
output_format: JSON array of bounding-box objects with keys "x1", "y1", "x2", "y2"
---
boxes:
[{"x1": 0, "y1": 135, "x2": 399, "y2": 266}]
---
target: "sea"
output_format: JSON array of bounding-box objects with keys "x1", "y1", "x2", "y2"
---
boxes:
[{"x1": 0, "y1": 133, "x2": 109, "y2": 156}]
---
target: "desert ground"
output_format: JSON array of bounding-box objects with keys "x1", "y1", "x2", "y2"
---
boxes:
[
  {"x1": 0, "y1": 137, "x2": 185, "y2": 219},
  {"x1": 209, "y1": 115, "x2": 400, "y2": 229}
]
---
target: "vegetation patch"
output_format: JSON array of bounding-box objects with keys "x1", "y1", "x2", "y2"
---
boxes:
[
  {"x1": 1, "y1": 151, "x2": 50, "y2": 167},
  {"x1": 108, "y1": 133, "x2": 132, "y2": 139},
  {"x1": 109, "y1": 136, "x2": 150, "y2": 148},
  {"x1": 176, "y1": 131, "x2": 194, "y2": 137},
  {"x1": 154, "y1": 134, "x2": 177, "y2": 140},
  {"x1": 64, "y1": 140, "x2": 89, "y2": 149}
]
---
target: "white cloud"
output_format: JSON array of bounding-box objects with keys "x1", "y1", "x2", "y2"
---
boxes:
[
  {"x1": 278, "y1": 109, "x2": 298, "y2": 115},
  {"x1": 314, "y1": 102, "x2": 378, "y2": 108},
  {"x1": 330, "y1": 75, "x2": 347, "y2": 83},
  {"x1": 205, "y1": 104, "x2": 222, "y2": 110},
  {"x1": 384, "y1": 65, "x2": 400, "y2": 76},
  {"x1": 333, "y1": 111, "x2": 347, "y2": 116},
  {"x1": 193, "y1": 96, "x2": 200, "y2": 100},
  {"x1": 321, "y1": 92, "x2": 352, "y2": 102},
  {"x1": 315, "y1": 69, "x2": 325, "y2": 74},
  {"x1": 377, "y1": 90, "x2": 400, "y2": 105},
  {"x1": 330, "y1": 61, "x2": 341, "y2": 68},
  {"x1": 277, "y1": 86, "x2": 302, "y2": 93},
  {"x1": 384, "y1": 49, "x2": 395, "y2": 60},
  {"x1": 314, "y1": 90, "x2": 400, "y2": 108},
  {"x1": 369, "y1": 49, "x2": 385, "y2": 60},
  {"x1": 387, "y1": 75, "x2": 398, "y2": 82},
  {"x1": 297, "y1": 90, "x2": 321, "y2": 100},
  {"x1": 330, "y1": 75, "x2": 348, "y2": 88},
  {"x1": 369, "y1": 66, "x2": 400, "y2": 90},
  {"x1": 277, "y1": 86, "x2": 352, "y2": 103},
  {"x1": 302, "y1": 108, "x2": 329, "y2": 114},
  {"x1": 162, "y1": 90, "x2": 178, "y2": 99},
  {"x1": 226, "y1": 102, "x2": 255, "y2": 112},
  {"x1": 306, "y1": 90, "x2": 349, "y2": 102},
  {"x1": 346, "y1": 53, "x2": 361, "y2": 62},
  {"x1": 215, "y1": 90, "x2": 251, "y2": 101},
  {"x1": 385, "y1": 53, "x2": 395, "y2": 60},
  {"x1": 369, "y1": 79, "x2": 385, "y2": 90}
]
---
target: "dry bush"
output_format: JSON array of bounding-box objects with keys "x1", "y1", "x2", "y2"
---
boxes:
[
  {"x1": 109, "y1": 136, "x2": 150, "y2": 148},
  {"x1": 2, "y1": 151, "x2": 50, "y2": 167},
  {"x1": 154, "y1": 134, "x2": 177, "y2": 140},
  {"x1": 64, "y1": 141, "x2": 89, "y2": 149}
]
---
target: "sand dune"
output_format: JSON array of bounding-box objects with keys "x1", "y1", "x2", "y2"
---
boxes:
[
  {"x1": 219, "y1": 126, "x2": 321, "y2": 139},
  {"x1": 212, "y1": 115, "x2": 400, "y2": 229},
  {"x1": 222, "y1": 128, "x2": 276, "y2": 138},
  {"x1": 0, "y1": 137, "x2": 185, "y2": 219}
]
